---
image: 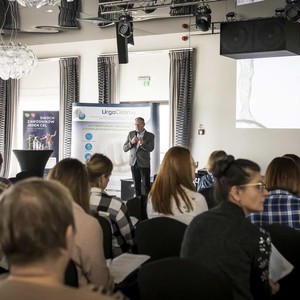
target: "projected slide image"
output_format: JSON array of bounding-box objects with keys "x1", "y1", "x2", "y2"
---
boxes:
[{"x1": 236, "y1": 56, "x2": 300, "y2": 129}]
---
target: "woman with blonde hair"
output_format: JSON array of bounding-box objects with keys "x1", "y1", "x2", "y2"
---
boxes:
[
  {"x1": 86, "y1": 153, "x2": 135, "y2": 258},
  {"x1": 147, "y1": 146, "x2": 208, "y2": 225}
]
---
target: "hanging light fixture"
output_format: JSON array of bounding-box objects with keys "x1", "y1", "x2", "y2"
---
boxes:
[
  {"x1": 8, "y1": 0, "x2": 74, "y2": 9},
  {"x1": 0, "y1": 1, "x2": 38, "y2": 80},
  {"x1": 118, "y1": 15, "x2": 133, "y2": 38},
  {"x1": 0, "y1": 42, "x2": 38, "y2": 80}
]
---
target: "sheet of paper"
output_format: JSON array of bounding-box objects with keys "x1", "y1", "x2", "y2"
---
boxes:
[
  {"x1": 107, "y1": 253, "x2": 150, "y2": 284},
  {"x1": 269, "y1": 243, "x2": 294, "y2": 282},
  {"x1": 130, "y1": 216, "x2": 139, "y2": 226}
]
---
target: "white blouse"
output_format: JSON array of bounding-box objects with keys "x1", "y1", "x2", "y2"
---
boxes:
[{"x1": 147, "y1": 186, "x2": 208, "y2": 225}]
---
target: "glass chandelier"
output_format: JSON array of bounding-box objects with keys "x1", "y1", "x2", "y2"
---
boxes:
[
  {"x1": 0, "y1": 1, "x2": 38, "y2": 80},
  {"x1": 9, "y1": 0, "x2": 74, "y2": 9},
  {"x1": 0, "y1": 42, "x2": 38, "y2": 80}
]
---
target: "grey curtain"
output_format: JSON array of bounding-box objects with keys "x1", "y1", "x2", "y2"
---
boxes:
[
  {"x1": 169, "y1": 49, "x2": 193, "y2": 147},
  {"x1": 97, "y1": 55, "x2": 118, "y2": 103},
  {"x1": 0, "y1": 78, "x2": 19, "y2": 177},
  {"x1": 59, "y1": 57, "x2": 79, "y2": 159}
]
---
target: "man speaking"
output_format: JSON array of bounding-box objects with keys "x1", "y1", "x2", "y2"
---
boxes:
[{"x1": 123, "y1": 117, "x2": 155, "y2": 198}]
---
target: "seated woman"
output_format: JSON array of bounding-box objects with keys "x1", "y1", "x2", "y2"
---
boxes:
[
  {"x1": 47, "y1": 158, "x2": 113, "y2": 290},
  {"x1": 181, "y1": 155, "x2": 280, "y2": 299},
  {"x1": 147, "y1": 146, "x2": 208, "y2": 225},
  {"x1": 247, "y1": 156, "x2": 300, "y2": 230},
  {"x1": 197, "y1": 150, "x2": 227, "y2": 192},
  {"x1": 86, "y1": 153, "x2": 135, "y2": 258}
]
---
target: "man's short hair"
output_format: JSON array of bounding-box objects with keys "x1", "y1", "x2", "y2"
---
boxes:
[
  {"x1": 135, "y1": 117, "x2": 145, "y2": 124},
  {"x1": 0, "y1": 178, "x2": 75, "y2": 265}
]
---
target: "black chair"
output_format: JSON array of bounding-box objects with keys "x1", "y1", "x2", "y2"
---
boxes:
[
  {"x1": 64, "y1": 259, "x2": 78, "y2": 287},
  {"x1": 92, "y1": 212, "x2": 113, "y2": 259},
  {"x1": 135, "y1": 217, "x2": 187, "y2": 262},
  {"x1": 126, "y1": 196, "x2": 143, "y2": 222},
  {"x1": 263, "y1": 224, "x2": 300, "y2": 300},
  {"x1": 138, "y1": 257, "x2": 233, "y2": 300}
]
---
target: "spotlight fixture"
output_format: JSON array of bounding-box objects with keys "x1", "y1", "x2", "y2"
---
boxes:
[
  {"x1": 144, "y1": 0, "x2": 157, "y2": 14},
  {"x1": 118, "y1": 15, "x2": 133, "y2": 38},
  {"x1": 195, "y1": 4, "x2": 211, "y2": 32},
  {"x1": 275, "y1": 7, "x2": 285, "y2": 16},
  {"x1": 226, "y1": 11, "x2": 236, "y2": 22},
  {"x1": 285, "y1": 0, "x2": 300, "y2": 22}
]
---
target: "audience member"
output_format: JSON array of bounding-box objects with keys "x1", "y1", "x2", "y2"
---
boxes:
[
  {"x1": 86, "y1": 153, "x2": 135, "y2": 258},
  {"x1": 283, "y1": 153, "x2": 300, "y2": 170},
  {"x1": 147, "y1": 146, "x2": 208, "y2": 225},
  {"x1": 247, "y1": 156, "x2": 300, "y2": 230},
  {"x1": 47, "y1": 158, "x2": 113, "y2": 290},
  {"x1": 197, "y1": 150, "x2": 227, "y2": 192},
  {"x1": 181, "y1": 155, "x2": 280, "y2": 299},
  {"x1": 0, "y1": 178, "x2": 113, "y2": 300},
  {"x1": 0, "y1": 153, "x2": 12, "y2": 194}
]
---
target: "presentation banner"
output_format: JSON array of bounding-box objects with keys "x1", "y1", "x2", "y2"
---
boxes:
[
  {"x1": 71, "y1": 103, "x2": 160, "y2": 195},
  {"x1": 23, "y1": 111, "x2": 59, "y2": 168}
]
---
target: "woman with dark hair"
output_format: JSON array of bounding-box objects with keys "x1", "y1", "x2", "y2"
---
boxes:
[
  {"x1": 248, "y1": 156, "x2": 300, "y2": 230},
  {"x1": 147, "y1": 146, "x2": 208, "y2": 225},
  {"x1": 181, "y1": 155, "x2": 279, "y2": 300}
]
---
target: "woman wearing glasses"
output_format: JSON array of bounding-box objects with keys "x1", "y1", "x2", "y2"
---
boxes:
[
  {"x1": 181, "y1": 155, "x2": 279, "y2": 299},
  {"x1": 147, "y1": 146, "x2": 208, "y2": 225}
]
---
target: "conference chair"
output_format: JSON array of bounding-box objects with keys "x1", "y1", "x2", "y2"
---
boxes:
[
  {"x1": 135, "y1": 217, "x2": 187, "y2": 262},
  {"x1": 64, "y1": 259, "x2": 78, "y2": 287},
  {"x1": 263, "y1": 224, "x2": 300, "y2": 300},
  {"x1": 125, "y1": 196, "x2": 143, "y2": 223},
  {"x1": 92, "y1": 212, "x2": 113, "y2": 259},
  {"x1": 138, "y1": 257, "x2": 233, "y2": 300}
]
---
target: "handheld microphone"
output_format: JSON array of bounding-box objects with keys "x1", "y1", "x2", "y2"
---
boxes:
[{"x1": 135, "y1": 131, "x2": 138, "y2": 137}]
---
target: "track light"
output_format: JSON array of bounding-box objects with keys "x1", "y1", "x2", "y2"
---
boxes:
[
  {"x1": 285, "y1": 0, "x2": 300, "y2": 22},
  {"x1": 118, "y1": 15, "x2": 133, "y2": 38},
  {"x1": 195, "y1": 4, "x2": 211, "y2": 32},
  {"x1": 226, "y1": 11, "x2": 236, "y2": 22}
]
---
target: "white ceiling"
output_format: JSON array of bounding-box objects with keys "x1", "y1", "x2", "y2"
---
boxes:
[{"x1": 1, "y1": 0, "x2": 287, "y2": 45}]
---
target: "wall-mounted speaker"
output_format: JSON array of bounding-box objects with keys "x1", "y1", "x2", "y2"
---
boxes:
[{"x1": 220, "y1": 17, "x2": 300, "y2": 59}]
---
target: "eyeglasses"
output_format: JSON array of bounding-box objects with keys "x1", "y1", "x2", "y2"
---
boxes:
[
  {"x1": 238, "y1": 182, "x2": 267, "y2": 191},
  {"x1": 192, "y1": 161, "x2": 199, "y2": 169}
]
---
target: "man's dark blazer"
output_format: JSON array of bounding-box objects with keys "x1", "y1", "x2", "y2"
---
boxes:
[{"x1": 123, "y1": 130, "x2": 155, "y2": 168}]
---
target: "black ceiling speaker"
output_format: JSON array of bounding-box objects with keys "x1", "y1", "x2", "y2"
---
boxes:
[{"x1": 220, "y1": 17, "x2": 300, "y2": 59}]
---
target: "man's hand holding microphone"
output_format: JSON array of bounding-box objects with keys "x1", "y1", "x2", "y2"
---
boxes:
[{"x1": 131, "y1": 132, "x2": 143, "y2": 147}]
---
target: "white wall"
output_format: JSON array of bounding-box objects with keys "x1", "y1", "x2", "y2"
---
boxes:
[{"x1": 30, "y1": 31, "x2": 300, "y2": 174}]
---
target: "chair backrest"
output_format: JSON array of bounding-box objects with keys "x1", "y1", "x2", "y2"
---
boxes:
[
  {"x1": 135, "y1": 217, "x2": 187, "y2": 261},
  {"x1": 138, "y1": 257, "x2": 233, "y2": 300},
  {"x1": 92, "y1": 212, "x2": 113, "y2": 259},
  {"x1": 64, "y1": 259, "x2": 78, "y2": 287},
  {"x1": 126, "y1": 197, "x2": 143, "y2": 222},
  {"x1": 263, "y1": 224, "x2": 300, "y2": 266},
  {"x1": 263, "y1": 224, "x2": 300, "y2": 300}
]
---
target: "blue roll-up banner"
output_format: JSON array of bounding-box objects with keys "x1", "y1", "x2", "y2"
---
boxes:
[
  {"x1": 71, "y1": 103, "x2": 160, "y2": 195},
  {"x1": 23, "y1": 111, "x2": 59, "y2": 169}
]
